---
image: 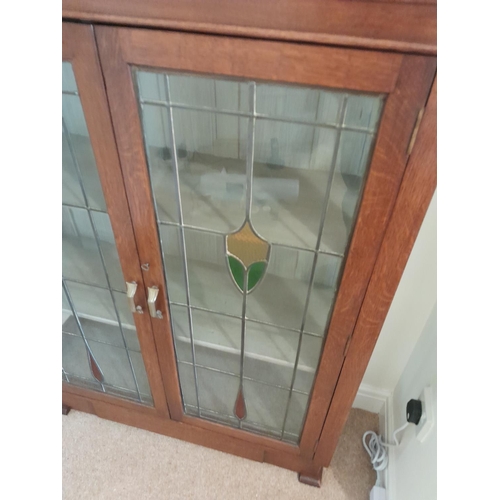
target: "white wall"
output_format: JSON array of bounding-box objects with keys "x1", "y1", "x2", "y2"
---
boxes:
[
  {"x1": 360, "y1": 191, "x2": 437, "y2": 392},
  {"x1": 389, "y1": 304, "x2": 437, "y2": 500},
  {"x1": 352, "y1": 191, "x2": 437, "y2": 500}
]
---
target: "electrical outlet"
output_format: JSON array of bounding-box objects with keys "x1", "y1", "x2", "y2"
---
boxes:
[{"x1": 415, "y1": 386, "x2": 434, "y2": 442}]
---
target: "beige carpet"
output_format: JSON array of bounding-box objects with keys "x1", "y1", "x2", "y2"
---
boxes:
[{"x1": 62, "y1": 408, "x2": 378, "y2": 499}]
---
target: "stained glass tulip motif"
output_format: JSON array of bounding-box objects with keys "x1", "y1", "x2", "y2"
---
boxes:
[{"x1": 226, "y1": 221, "x2": 270, "y2": 293}]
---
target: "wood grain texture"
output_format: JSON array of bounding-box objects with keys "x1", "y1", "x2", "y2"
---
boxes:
[
  {"x1": 62, "y1": 0, "x2": 436, "y2": 54},
  {"x1": 114, "y1": 27, "x2": 402, "y2": 94},
  {"x1": 94, "y1": 25, "x2": 185, "y2": 421},
  {"x1": 62, "y1": 22, "x2": 170, "y2": 418},
  {"x1": 313, "y1": 77, "x2": 437, "y2": 467},
  {"x1": 182, "y1": 415, "x2": 299, "y2": 455},
  {"x1": 299, "y1": 55, "x2": 436, "y2": 459},
  {"x1": 359, "y1": 0, "x2": 435, "y2": 3},
  {"x1": 62, "y1": 391, "x2": 315, "y2": 474}
]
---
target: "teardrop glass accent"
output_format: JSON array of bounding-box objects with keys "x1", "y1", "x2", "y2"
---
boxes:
[
  {"x1": 88, "y1": 350, "x2": 104, "y2": 383},
  {"x1": 234, "y1": 385, "x2": 247, "y2": 420}
]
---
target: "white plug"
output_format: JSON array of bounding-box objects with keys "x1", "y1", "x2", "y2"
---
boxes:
[
  {"x1": 415, "y1": 386, "x2": 435, "y2": 442},
  {"x1": 370, "y1": 485, "x2": 387, "y2": 500}
]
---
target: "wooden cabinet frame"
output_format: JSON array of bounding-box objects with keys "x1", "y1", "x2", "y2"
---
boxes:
[
  {"x1": 62, "y1": 2, "x2": 436, "y2": 485},
  {"x1": 63, "y1": 0, "x2": 437, "y2": 54}
]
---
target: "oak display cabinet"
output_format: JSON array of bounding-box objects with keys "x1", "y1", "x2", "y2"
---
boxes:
[{"x1": 62, "y1": 0, "x2": 436, "y2": 486}]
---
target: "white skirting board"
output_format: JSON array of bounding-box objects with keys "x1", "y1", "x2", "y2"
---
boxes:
[{"x1": 352, "y1": 384, "x2": 394, "y2": 499}]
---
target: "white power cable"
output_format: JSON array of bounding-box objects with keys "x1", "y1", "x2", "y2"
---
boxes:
[{"x1": 362, "y1": 422, "x2": 409, "y2": 486}]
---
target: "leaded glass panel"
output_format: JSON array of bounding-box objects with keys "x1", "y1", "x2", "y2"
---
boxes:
[{"x1": 134, "y1": 69, "x2": 383, "y2": 441}]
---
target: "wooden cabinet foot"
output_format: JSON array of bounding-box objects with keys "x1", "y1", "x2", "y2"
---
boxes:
[
  {"x1": 298, "y1": 466, "x2": 323, "y2": 487},
  {"x1": 62, "y1": 404, "x2": 71, "y2": 415}
]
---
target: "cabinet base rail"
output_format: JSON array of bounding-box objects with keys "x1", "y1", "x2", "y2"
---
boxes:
[{"x1": 62, "y1": 389, "x2": 326, "y2": 484}]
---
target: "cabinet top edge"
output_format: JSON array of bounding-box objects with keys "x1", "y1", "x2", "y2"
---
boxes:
[{"x1": 62, "y1": 0, "x2": 437, "y2": 56}]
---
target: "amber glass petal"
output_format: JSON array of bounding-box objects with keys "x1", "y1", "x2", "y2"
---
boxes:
[
  {"x1": 226, "y1": 221, "x2": 269, "y2": 268},
  {"x1": 228, "y1": 255, "x2": 245, "y2": 292},
  {"x1": 247, "y1": 261, "x2": 267, "y2": 292}
]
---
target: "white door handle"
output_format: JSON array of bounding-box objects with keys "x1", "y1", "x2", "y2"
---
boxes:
[
  {"x1": 147, "y1": 286, "x2": 163, "y2": 319},
  {"x1": 126, "y1": 281, "x2": 143, "y2": 314}
]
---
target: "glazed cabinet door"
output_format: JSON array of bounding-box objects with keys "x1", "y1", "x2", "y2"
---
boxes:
[
  {"x1": 95, "y1": 26, "x2": 435, "y2": 455},
  {"x1": 62, "y1": 23, "x2": 169, "y2": 416}
]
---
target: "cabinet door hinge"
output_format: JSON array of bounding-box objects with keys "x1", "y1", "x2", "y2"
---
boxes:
[
  {"x1": 343, "y1": 334, "x2": 353, "y2": 358},
  {"x1": 407, "y1": 107, "x2": 425, "y2": 156}
]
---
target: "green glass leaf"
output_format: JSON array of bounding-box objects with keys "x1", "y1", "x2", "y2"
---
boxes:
[
  {"x1": 228, "y1": 255, "x2": 245, "y2": 292},
  {"x1": 247, "y1": 261, "x2": 266, "y2": 292}
]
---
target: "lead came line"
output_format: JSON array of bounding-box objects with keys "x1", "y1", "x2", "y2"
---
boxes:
[
  {"x1": 62, "y1": 117, "x2": 90, "y2": 209},
  {"x1": 66, "y1": 372, "x2": 153, "y2": 404},
  {"x1": 63, "y1": 329, "x2": 142, "y2": 354},
  {"x1": 163, "y1": 74, "x2": 202, "y2": 415},
  {"x1": 87, "y1": 211, "x2": 144, "y2": 403},
  {"x1": 169, "y1": 301, "x2": 325, "y2": 338},
  {"x1": 245, "y1": 82, "x2": 257, "y2": 220},
  {"x1": 62, "y1": 280, "x2": 106, "y2": 392},
  {"x1": 62, "y1": 276, "x2": 124, "y2": 295},
  {"x1": 140, "y1": 98, "x2": 378, "y2": 135},
  {"x1": 177, "y1": 359, "x2": 311, "y2": 395},
  {"x1": 184, "y1": 403, "x2": 300, "y2": 440},
  {"x1": 279, "y1": 95, "x2": 350, "y2": 439},
  {"x1": 236, "y1": 272, "x2": 248, "y2": 425},
  {"x1": 62, "y1": 202, "x2": 108, "y2": 215},
  {"x1": 235, "y1": 82, "x2": 257, "y2": 423},
  {"x1": 157, "y1": 220, "x2": 345, "y2": 259},
  {"x1": 137, "y1": 72, "x2": 201, "y2": 413}
]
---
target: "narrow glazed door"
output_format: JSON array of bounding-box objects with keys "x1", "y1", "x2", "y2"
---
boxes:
[
  {"x1": 96, "y1": 26, "x2": 435, "y2": 451},
  {"x1": 62, "y1": 23, "x2": 169, "y2": 415}
]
